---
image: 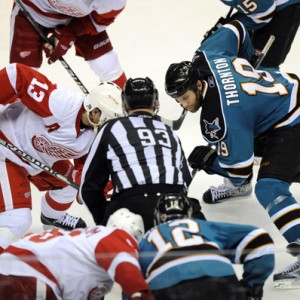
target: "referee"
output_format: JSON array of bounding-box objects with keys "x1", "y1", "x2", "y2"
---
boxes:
[{"x1": 79, "y1": 77, "x2": 195, "y2": 230}]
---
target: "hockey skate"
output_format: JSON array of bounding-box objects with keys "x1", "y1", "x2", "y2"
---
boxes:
[
  {"x1": 202, "y1": 178, "x2": 252, "y2": 204},
  {"x1": 41, "y1": 213, "x2": 87, "y2": 231},
  {"x1": 273, "y1": 240, "x2": 300, "y2": 289}
]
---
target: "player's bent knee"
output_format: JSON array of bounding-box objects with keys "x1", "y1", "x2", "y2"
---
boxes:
[
  {"x1": 255, "y1": 178, "x2": 291, "y2": 208},
  {"x1": 0, "y1": 227, "x2": 19, "y2": 249},
  {"x1": 87, "y1": 50, "x2": 124, "y2": 81},
  {"x1": 0, "y1": 208, "x2": 32, "y2": 248}
]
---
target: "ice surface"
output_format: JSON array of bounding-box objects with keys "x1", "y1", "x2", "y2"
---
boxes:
[{"x1": 1, "y1": 1, "x2": 300, "y2": 299}]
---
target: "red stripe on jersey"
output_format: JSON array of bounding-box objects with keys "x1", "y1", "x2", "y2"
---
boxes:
[
  {"x1": 22, "y1": 0, "x2": 70, "y2": 20},
  {"x1": 95, "y1": 229, "x2": 138, "y2": 270},
  {"x1": 95, "y1": 229, "x2": 149, "y2": 296},
  {"x1": 6, "y1": 245, "x2": 60, "y2": 288},
  {"x1": 0, "y1": 154, "x2": 31, "y2": 212},
  {"x1": 114, "y1": 261, "x2": 149, "y2": 296},
  {"x1": 44, "y1": 192, "x2": 72, "y2": 211},
  {"x1": 0, "y1": 67, "x2": 19, "y2": 105},
  {"x1": 91, "y1": 8, "x2": 125, "y2": 26}
]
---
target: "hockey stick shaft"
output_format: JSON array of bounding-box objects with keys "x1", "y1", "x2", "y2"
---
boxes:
[
  {"x1": 158, "y1": 109, "x2": 187, "y2": 130},
  {"x1": 15, "y1": 0, "x2": 89, "y2": 95},
  {"x1": 254, "y1": 35, "x2": 275, "y2": 68},
  {"x1": 0, "y1": 138, "x2": 83, "y2": 204},
  {"x1": 226, "y1": 7, "x2": 234, "y2": 19}
]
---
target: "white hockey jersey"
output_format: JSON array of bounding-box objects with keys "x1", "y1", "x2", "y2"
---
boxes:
[
  {"x1": 0, "y1": 63, "x2": 95, "y2": 176},
  {"x1": 17, "y1": 0, "x2": 127, "y2": 32},
  {"x1": 0, "y1": 226, "x2": 149, "y2": 299}
]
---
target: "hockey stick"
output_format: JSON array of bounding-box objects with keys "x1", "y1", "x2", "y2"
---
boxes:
[
  {"x1": 157, "y1": 109, "x2": 187, "y2": 130},
  {"x1": 0, "y1": 138, "x2": 83, "y2": 204},
  {"x1": 15, "y1": 0, "x2": 89, "y2": 95},
  {"x1": 226, "y1": 7, "x2": 234, "y2": 19},
  {"x1": 253, "y1": 35, "x2": 276, "y2": 68}
]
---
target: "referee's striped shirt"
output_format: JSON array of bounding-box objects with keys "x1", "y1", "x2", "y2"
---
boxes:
[{"x1": 80, "y1": 112, "x2": 192, "y2": 223}]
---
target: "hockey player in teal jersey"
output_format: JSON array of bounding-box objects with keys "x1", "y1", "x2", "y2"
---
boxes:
[
  {"x1": 165, "y1": 20, "x2": 300, "y2": 288},
  {"x1": 203, "y1": 0, "x2": 300, "y2": 69},
  {"x1": 217, "y1": 0, "x2": 299, "y2": 31},
  {"x1": 139, "y1": 193, "x2": 275, "y2": 300},
  {"x1": 204, "y1": 0, "x2": 300, "y2": 172}
]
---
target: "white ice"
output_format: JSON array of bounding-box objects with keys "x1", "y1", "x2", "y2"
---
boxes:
[{"x1": 1, "y1": 0, "x2": 300, "y2": 299}]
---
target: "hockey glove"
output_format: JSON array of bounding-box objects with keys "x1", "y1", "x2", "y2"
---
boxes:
[
  {"x1": 44, "y1": 18, "x2": 90, "y2": 64},
  {"x1": 129, "y1": 290, "x2": 155, "y2": 300},
  {"x1": 202, "y1": 17, "x2": 227, "y2": 44},
  {"x1": 188, "y1": 145, "x2": 217, "y2": 171},
  {"x1": 250, "y1": 49, "x2": 263, "y2": 68},
  {"x1": 104, "y1": 180, "x2": 114, "y2": 201}
]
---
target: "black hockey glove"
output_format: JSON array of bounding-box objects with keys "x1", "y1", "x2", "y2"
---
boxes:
[
  {"x1": 240, "y1": 280, "x2": 263, "y2": 300},
  {"x1": 201, "y1": 17, "x2": 227, "y2": 44},
  {"x1": 188, "y1": 145, "x2": 217, "y2": 171},
  {"x1": 250, "y1": 49, "x2": 264, "y2": 68}
]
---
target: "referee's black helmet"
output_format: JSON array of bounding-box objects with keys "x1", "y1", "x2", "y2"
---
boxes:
[{"x1": 121, "y1": 77, "x2": 159, "y2": 110}]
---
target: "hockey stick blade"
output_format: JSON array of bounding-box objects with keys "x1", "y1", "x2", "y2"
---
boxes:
[
  {"x1": 0, "y1": 138, "x2": 83, "y2": 204},
  {"x1": 158, "y1": 109, "x2": 187, "y2": 130}
]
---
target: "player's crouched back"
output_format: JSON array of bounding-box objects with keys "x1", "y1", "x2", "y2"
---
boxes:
[{"x1": 139, "y1": 193, "x2": 275, "y2": 300}]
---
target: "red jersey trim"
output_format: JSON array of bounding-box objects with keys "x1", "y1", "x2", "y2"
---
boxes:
[{"x1": 6, "y1": 245, "x2": 60, "y2": 289}]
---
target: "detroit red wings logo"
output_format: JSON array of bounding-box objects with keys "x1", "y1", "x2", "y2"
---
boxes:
[
  {"x1": 32, "y1": 135, "x2": 79, "y2": 159},
  {"x1": 48, "y1": 0, "x2": 85, "y2": 17}
]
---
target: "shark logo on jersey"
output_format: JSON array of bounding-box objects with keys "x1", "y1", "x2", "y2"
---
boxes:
[{"x1": 203, "y1": 118, "x2": 221, "y2": 139}]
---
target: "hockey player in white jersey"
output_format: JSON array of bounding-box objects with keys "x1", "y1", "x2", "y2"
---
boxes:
[
  {"x1": 0, "y1": 63, "x2": 123, "y2": 254},
  {"x1": 10, "y1": 0, "x2": 128, "y2": 88},
  {"x1": 0, "y1": 208, "x2": 155, "y2": 300}
]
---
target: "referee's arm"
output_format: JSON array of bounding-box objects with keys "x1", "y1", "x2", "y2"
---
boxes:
[{"x1": 79, "y1": 126, "x2": 110, "y2": 225}]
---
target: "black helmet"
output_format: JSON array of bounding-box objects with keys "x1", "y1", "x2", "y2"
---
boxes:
[
  {"x1": 154, "y1": 193, "x2": 192, "y2": 225},
  {"x1": 121, "y1": 77, "x2": 159, "y2": 110},
  {"x1": 165, "y1": 61, "x2": 199, "y2": 98}
]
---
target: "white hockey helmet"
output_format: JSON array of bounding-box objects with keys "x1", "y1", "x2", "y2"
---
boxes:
[
  {"x1": 84, "y1": 81, "x2": 123, "y2": 128},
  {"x1": 106, "y1": 208, "x2": 145, "y2": 242}
]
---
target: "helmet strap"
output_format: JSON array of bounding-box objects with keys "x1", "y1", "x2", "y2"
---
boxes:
[
  {"x1": 87, "y1": 113, "x2": 101, "y2": 134},
  {"x1": 153, "y1": 100, "x2": 159, "y2": 116}
]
